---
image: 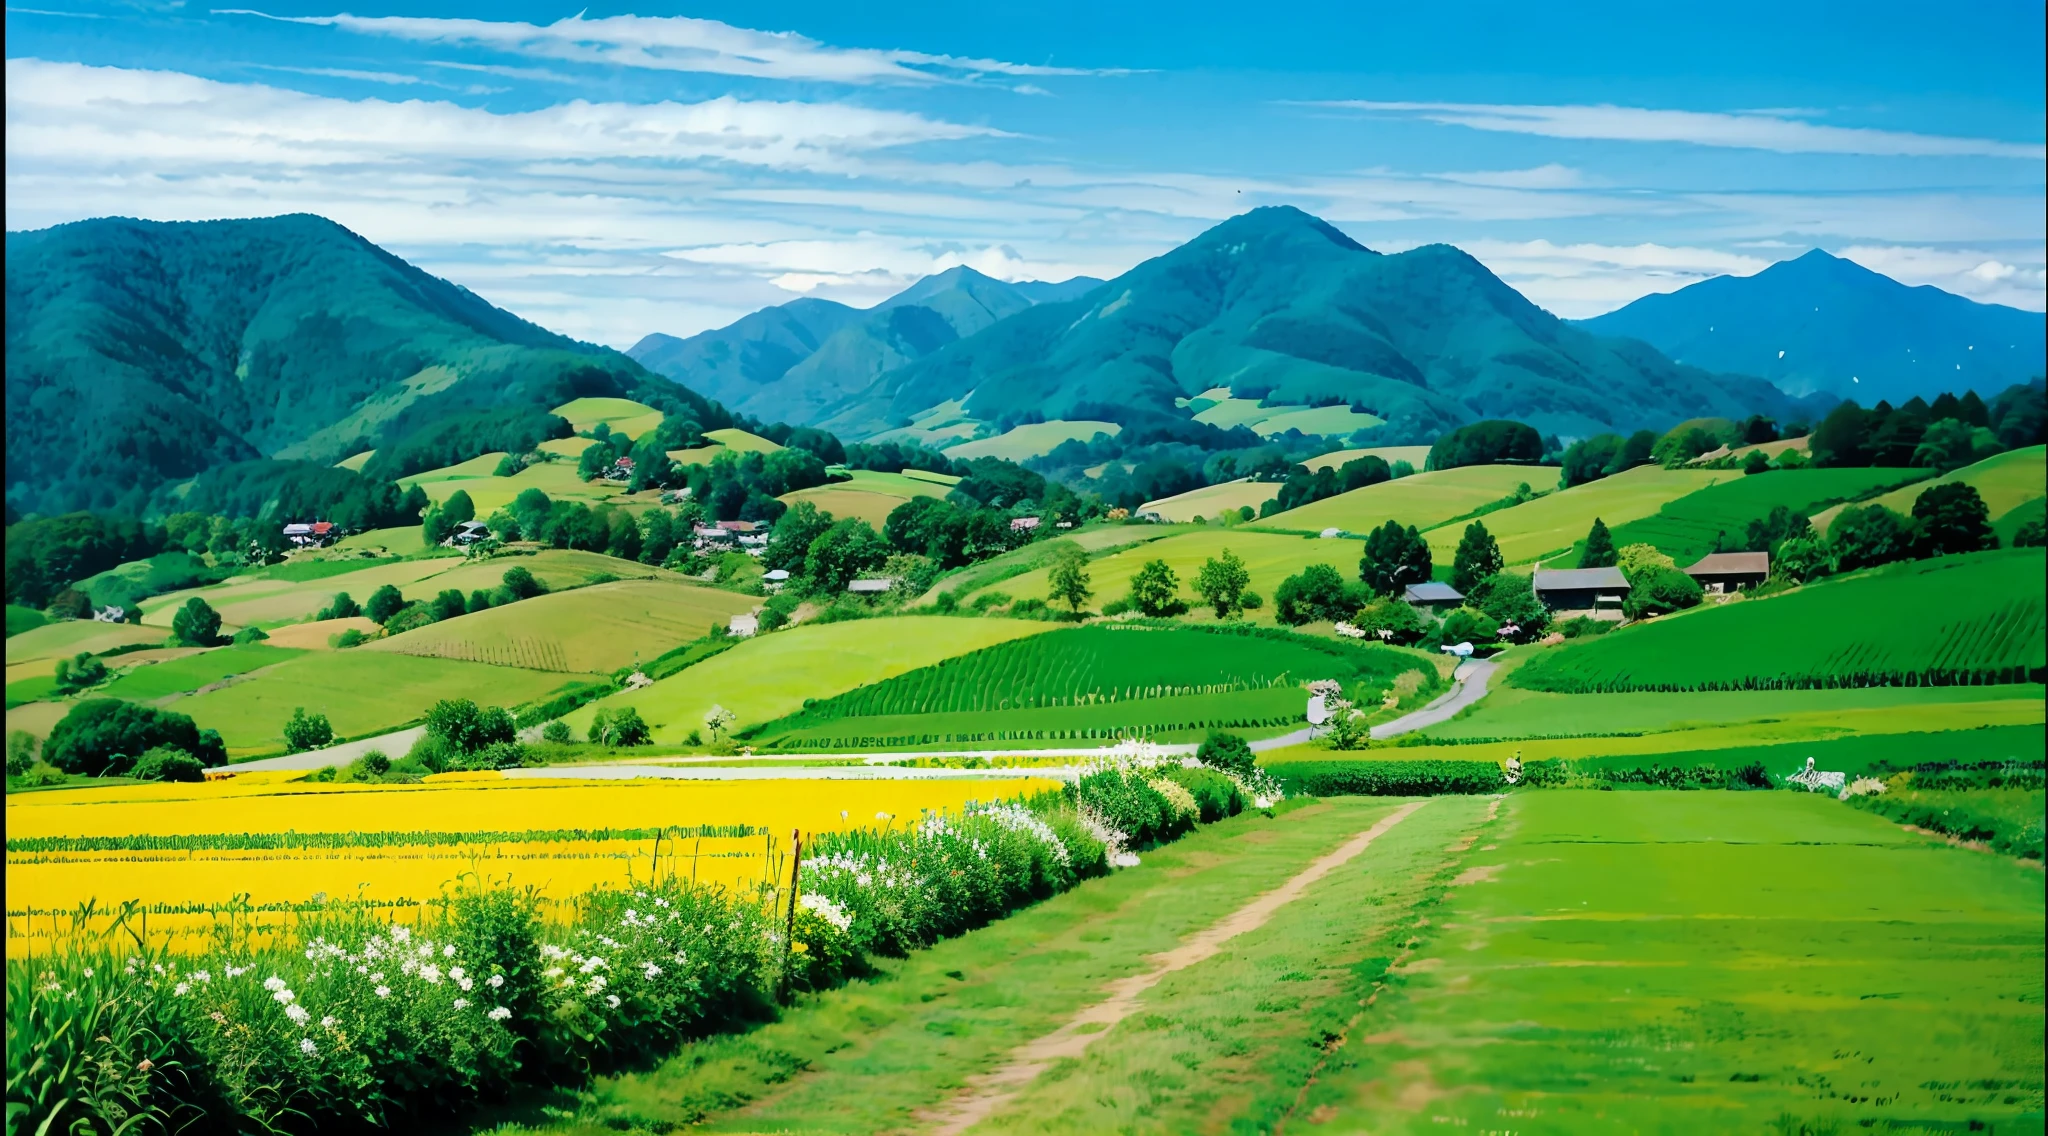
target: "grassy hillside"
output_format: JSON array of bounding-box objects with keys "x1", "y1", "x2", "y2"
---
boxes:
[
  {"x1": 1138, "y1": 480, "x2": 1280, "y2": 522},
  {"x1": 1813, "y1": 445, "x2": 2046, "y2": 533},
  {"x1": 925, "y1": 525, "x2": 1183, "y2": 602},
  {"x1": 172, "y1": 651, "x2": 594, "y2": 752},
  {"x1": 1302, "y1": 445, "x2": 1432, "y2": 471},
  {"x1": 778, "y1": 469, "x2": 953, "y2": 527},
  {"x1": 956, "y1": 528, "x2": 1367, "y2": 624},
  {"x1": 1251, "y1": 465, "x2": 1536, "y2": 534},
  {"x1": 6, "y1": 620, "x2": 168, "y2": 669},
  {"x1": 5, "y1": 214, "x2": 706, "y2": 516},
  {"x1": 762, "y1": 687, "x2": 1309, "y2": 750},
  {"x1": 564, "y1": 617, "x2": 1057, "y2": 743},
  {"x1": 551, "y1": 397, "x2": 665, "y2": 438},
  {"x1": 1187, "y1": 393, "x2": 1383, "y2": 437},
  {"x1": 1424, "y1": 466, "x2": 1729, "y2": 567},
  {"x1": 944, "y1": 421, "x2": 1122, "y2": 461},
  {"x1": 398, "y1": 454, "x2": 630, "y2": 515},
  {"x1": 1606, "y1": 467, "x2": 1932, "y2": 564},
  {"x1": 99, "y1": 643, "x2": 308, "y2": 703},
  {"x1": 138, "y1": 559, "x2": 453, "y2": 629},
  {"x1": 366, "y1": 579, "x2": 754, "y2": 673},
  {"x1": 1513, "y1": 548, "x2": 2045, "y2": 692}
]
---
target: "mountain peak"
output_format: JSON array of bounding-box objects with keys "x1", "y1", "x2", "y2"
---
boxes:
[{"x1": 1190, "y1": 205, "x2": 1372, "y2": 254}]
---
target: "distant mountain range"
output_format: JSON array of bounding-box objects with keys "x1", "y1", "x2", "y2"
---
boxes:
[
  {"x1": 634, "y1": 207, "x2": 1815, "y2": 445},
  {"x1": 629, "y1": 267, "x2": 1101, "y2": 425},
  {"x1": 1575, "y1": 249, "x2": 2046, "y2": 406},
  {"x1": 5, "y1": 214, "x2": 697, "y2": 517}
]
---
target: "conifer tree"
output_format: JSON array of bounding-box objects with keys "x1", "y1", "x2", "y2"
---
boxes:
[
  {"x1": 1451, "y1": 521, "x2": 1503, "y2": 593},
  {"x1": 1580, "y1": 517, "x2": 1618, "y2": 568}
]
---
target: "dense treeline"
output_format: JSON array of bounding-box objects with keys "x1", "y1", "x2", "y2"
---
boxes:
[
  {"x1": 359, "y1": 408, "x2": 573, "y2": 482},
  {"x1": 1809, "y1": 382, "x2": 2044, "y2": 469},
  {"x1": 166, "y1": 461, "x2": 425, "y2": 530}
]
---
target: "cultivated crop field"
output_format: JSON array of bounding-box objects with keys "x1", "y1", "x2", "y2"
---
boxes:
[
  {"x1": 4, "y1": 773, "x2": 1054, "y2": 956},
  {"x1": 368, "y1": 579, "x2": 756, "y2": 673},
  {"x1": 1515, "y1": 548, "x2": 2046, "y2": 692},
  {"x1": 761, "y1": 685, "x2": 1308, "y2": 750},
  {"x1": 1251, "y1": 464, "x2": 1536, "y2": 534},
  {"x1": 1136, "y1": 479, "x2": 1280, "y2": 522},
  {"x1": 1605, "y1": 465, "x2": 1932, "y2": 563},
  {"x1": 943, "y1": 420, "x2": 1121, "y2": 461},
  {"x1": 567, "y1": 616, "x2": 1059, "y2": 742},
  {"x1": 1421, "y1": 464, "x2": 1728, "y2": 566},
  {"x1": 1301, "y1": 444, "x2": 1433, "y2": 471}
]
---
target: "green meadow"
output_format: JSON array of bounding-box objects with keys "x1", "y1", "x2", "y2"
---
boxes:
[
  {"x1": 760, "y1": 685, "x2": 1307, "y2": 750},
  {"x1": 1814, "y1": 444, "x2": 2046, "y2": 533},
  {"x1": 779, "y1": 469, "x2": 954, "y2": 527},
  {"x1": 97, "y1": 642, "x2": 307, "y2": 703},
  {"x1": 1604, "y1": 465, "x2": 1932, "y2": 564},
  {"x1": 1137, "y1": 478, "x2": 1282, "y2": 522},
  {"x1": 944, "y1": 419, "x2": 1123, "y2": 461},
  {"x1": 1421, "y1": 464, "x2": 1729, "y2": 566},
  {"x1": 1250, "y1": 464, "x2": 1536, "y2": 534},
  {"x1": 367, "y1": 578, "x2": 755, "y2": 674},
  {"x1": 957, "y1": 528, "x2": 1367, "y2": 622}
]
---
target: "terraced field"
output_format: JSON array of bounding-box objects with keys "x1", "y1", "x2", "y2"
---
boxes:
[{"x1": 367, "y1": 578, "x2": 755, "y2": 673}]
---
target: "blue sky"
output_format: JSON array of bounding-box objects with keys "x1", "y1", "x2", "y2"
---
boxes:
[{"x1": 7, "y1": 1, "x2": 2044, "y2": 348}]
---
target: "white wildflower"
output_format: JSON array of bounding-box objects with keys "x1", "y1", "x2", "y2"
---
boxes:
[
  {"x1": 263, "y1": 976, "x2": 287, "y2": 992},
  {"x1": 587, "y1": 975, "x2": 608, "y2": 994},
  {"x1": 641, "y1": 961, "x2": 662, "y2": 979},
  {"x1": 320, "y1": 1015, "x2": 336, "y2": 1029},
  {"x1": 798, "y1": 893, "x2": 854, "y2": 932},
  {"x1": 443, "y1": 945, "x2": 455, "y2": 958},
  {"x1": 374, "y1": 986, "x2": 391, "y2": 999},
  {"x1": 390, "y1": 926, "x2": 410, "y2": 943},
  {"x1": 194, "y1": 970, "x2": 211, "y2": 983},
  {"x1": 284, "y1": 1004, "x2": 310, "y2": 1025},
  {"x1": 368, "y1": 972, "x2": 384, "y2": 984},
  {"x1": 487, "y1": 1006, "x2": 511, "y2": 1021},
  {"x1": 300, "y1": 1038, "x2": 317, "y2": 1055},
  {"x1": 453, "y1": 999, "x2": 469, "y2": 1011},
  {"x1": 174, "y1": 982, "x2": 190, "y2": 995},
  {"x1": 487, "y1": 974, "x2": 504, "y2": 989},
  {"x1": 420, "y1": 964, "x2": 442, "y2": 985},
  {"x1": 272, "y1": 989, "x2": 296, "y2": 1005},
  {"x1": 448, "y1": 966, "x2": 466, "y2": 982},
  {"x1": 83, "y1": 967, "x2": 94, "y2": 978},
  {"x1": 458, "y1": 976, "x2": 474, "y2": 992},
  {"x1": 606, "y1": 994, "x2": 621, "y2": 1009}
]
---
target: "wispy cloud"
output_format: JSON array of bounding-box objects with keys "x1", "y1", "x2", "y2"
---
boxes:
[
  {"x1": 1446, "y1": 238, "x2": 1776, "y2": 317},
  {"x1": 247, "y1": 64, "x2": 432, "y2": 86},
  {"x1": 1305, "y1": 100, "x2": 2047, "y2": 160},
  {"x1": 1840, "y1": 244, "x2": 2048, "y2": 310},
  {"x1": 213, "y1": 10, "x2": 1129, "y2": 87}
]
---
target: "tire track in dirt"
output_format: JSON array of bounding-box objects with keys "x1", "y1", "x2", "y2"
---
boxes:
[{"x1": 919, "y1": 800, "x2": 1431, "y2": 1135}]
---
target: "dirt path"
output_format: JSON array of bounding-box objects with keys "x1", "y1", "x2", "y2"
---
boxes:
[{"x1": 918, "y1": 800, "x2": 1431, "y2": 1135}]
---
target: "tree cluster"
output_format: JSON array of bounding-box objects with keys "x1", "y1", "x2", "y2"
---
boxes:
[
  {"x1": 1425, "y1": 420, "x2": 1544, "y2": 472},
  {"x1": 1809, "y1": 383, "x2": 2043, "y2": 471}
]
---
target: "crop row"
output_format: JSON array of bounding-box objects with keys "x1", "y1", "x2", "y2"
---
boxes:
[
  {"x1": 781, "y1": 624, "x2": 1400, "y2": 724},
  {"x1": 5, "y1": 823, "x2": 765, "y2": 855},
  {"x1": 1519, "y1": 663, "x2": 2043, "y2": 695},
  {"x1": 388, "y1": 635, "x2": 575, "y2": 672},
  {"x1": 771, "y1": 714, "x2": 1299, "y2": 750}
]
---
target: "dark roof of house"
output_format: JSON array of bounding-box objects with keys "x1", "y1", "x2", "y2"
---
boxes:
[
  {"x1": 1685, "y1": 551, "x2": 1770, "y2": 576},
  {"x1": 1533, "y1": 567, "x2": 1629, "y2": 591},
  {"x1": 1404, "y1": 582, "x2": 1464, "y2": 603}
]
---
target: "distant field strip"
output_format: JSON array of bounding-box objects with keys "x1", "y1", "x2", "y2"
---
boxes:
[
  {"x1": 5, "y1": 824, "x2": 765, "y2": 854},
  {"x1": 763, "y1": 687, "x2": 1306, "y2": 749},
  {"x1": 1515, "y1": 549, "x2": 2046, "y2": 693}
]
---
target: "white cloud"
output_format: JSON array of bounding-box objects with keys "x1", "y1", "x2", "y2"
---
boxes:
[
  {"x1": 1428, "y1": 163, "x2": 1587, "y2": 189},
  {"x1": 5, "y1": 58, "x2": 1002, "y2": 172},
  {"x1": 1839, "y1": 244, "x2": 2048, "y2": 310},
  {"x1": 248, "y1": 65, "x2": 432, "y2": 86},
  {"x1": 215, "y1": 9, "x2": 1126, "y2": 86},
  {"x1": 1306, "y1": 100, "x2": 2047, "y2": 159},
  {"x1": 1446, "y1": 239, "x2": 1776, "y2": 318}
]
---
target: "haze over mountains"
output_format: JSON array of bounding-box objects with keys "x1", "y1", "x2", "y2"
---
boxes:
[{"x1": 1576, "y1": 250, "x2": 2046, "y2": 407}]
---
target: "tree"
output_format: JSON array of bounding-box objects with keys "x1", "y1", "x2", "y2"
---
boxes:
[
  {"x1": 282, "y1": 707, "x2": 334, "y2": 753},
  {"x1": 1450, "y1": 522, "x2": 1503, "y2": 594},
  {"x1": 1466, "y1": 572, "x2": 1548, "y2": 639},
  {"x1": 1912, "y1": 418, "x2": 1999, "y2": 471},
  {"x1": 1605, "y1": 430, "x2": 1657, "y2": 476},
  {"x1": 1426, "y1": 420, "x2": 1543, "y2": 471},
  {"x1": 1623, "y1": 568, "x2": 1704, "y2": 618},
  {"x1": 589, "y1": 706, "x2": 651, "y2": 747},
  {"x1": 1808, "y1": 401, "x2": 1870, "y2": 467},
  {"x1": 1616, "y1": 543, "x2": 1675, "y2": 585},
  {"x1": 1353, "y1": 596, "x2": 1429, "y2": 645},
  {"x1": 364, "y1": 584, "x2": 407, "y2": 625},
  {"x1": 170, "y1": 596, "x2": 224, "y2": 647},
  {"x1": 318, "y1": 592, "x2": 362, "y2": 620},
  {"x1": 52, "y1": 652, "x2": 109, "y2": 692},
  {"x1": 427, "y1": 589, "x2": 466, "y2": 622},
  {"x1": 1772, "y1": 535, "x2": 1835, "y2": 583},
  {"x1": 1742, "y1": 449, "x2": 1771, "y2": 475},
  {"x1": 2012, "y1": 516, "x2": 2046, "y2": 548},
  {"x1": 424, "y1": 698, "x2": 515, "y2": 756},
  {"x1": 541, "y1": 719, "x2": 573, "y2": 744},
  {"x1": 1196, "y1": 731, "x2": 1255, "y2": 776},
  {"x1": 44, "y1": 699, "x2": 203, "y2": 777},
  {"x1": 1193, "y1": 549, "x2": 1250, "y2": 618},
  {"x1": 1359, "y1": 521, "x2": 1432, "y2": 596},
  {"x1": 500, "y1": 566, "x2": 548, "y2": 601},
  {"x1": 131, "y1": 746, "x2": 205, "y2": 782},
  {"x1": 805, "y1": 519, "x2": 892, "y2": 594},
  {"x1": 1047, "y1": 542, "x2": 1093, "y2": 614},
  {"x1": 703, "y1": 704, "x2": 737, "y2": 741},
  {"x1": 1127, "y1": 559, "x2": 1185, "y2": 617},
  {"x1": 1274, "y1": 563, "x2": 1352, "y2": 626},
  {"x1": 1580, "y1": 518, "x2": 1617, "y2": 569},
  {"x1": 1439, "y1": 607, "x2": 1500, "y2": 645},
  {"x1": 1911, "y1": 482, "x2": 1995, "y2": 556},
  {"x1": 1828, "y1": 504, "x2": 1914, "y2": 571},
  {"x1": 1559, "y1": 434, "x2": 1624, "y2": 488}
]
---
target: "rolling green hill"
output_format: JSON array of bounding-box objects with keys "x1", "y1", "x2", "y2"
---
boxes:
[
  {"x1": 5, "y1": 214, "x2": 716, "y2": 515},
  {"x1": 1424, "y1": 466, "x2": 1730, "y2": 567},
  {"x1": 1606, "y1": 467, "x2": 1933, "y2": 564},
  {"x1": 814, "y1": 207, "x2": 1811, "y2": 443},
  {"x1": 1812, "y1": 445, "x2": 2046, "y2": 533},
  {"x1": 1252, "y1": 465, "x2": 1536, "y2": 535}
]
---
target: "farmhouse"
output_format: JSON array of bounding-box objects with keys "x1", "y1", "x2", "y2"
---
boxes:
[
  {"x1": 763, "y1": 569, "x2": 791, "y2": 591},
  {"x1": 452, "y1": 520, "x2": 492, "y2": 545},
  {"x1": 1684, "y1": 551, "x2": 1769, "y2": 594},
  {"x1": 1533, "y1": 566, "x2": 1628, "y2": 617},
  {"x1": 1403, "y1": 581, "x2": 1464, "y2": 616},
  {"x1": 604, "y1": 455, "x2": 636, "y2": 481},
  {"x1": 281, "y1": 521, "x2": 336, "y2": 547}
]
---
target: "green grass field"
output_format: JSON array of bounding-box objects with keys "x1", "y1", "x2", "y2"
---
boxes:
[
  {"x1": 923, "y1": 526, "x2": 1184, "y2": 603},
  {"x1": 704, "y1": 428, "x2": 782, "y2": 454},
  {"x1": 563, "y1": 616, "x2": 1059, "y2": 743},
  {"x1": 1815, "y1": 444, "x2": 2047, "y2": 533},
  {"x1": 761, "y1": 686, "x2": 1308, "y2": 750},
  {"x1": 333, "y1": 449, "x2": 374, "y2": 471},
  {"x1": 1136, "y1": 479, "x2": 1280, "y2": 522},
  {"x1": 96, "y1": 643, "x2": 308, "y2": 703},
  {"x1": 551, "y1": 396, "x2": 666, "y2": 439},
  {"x1": 1602, "y1": 466, "x2": 1932, "y2": 564},
  {"x1": 1571, "y1": 723, "x2": 2046, "y2": 778},
  {"x1": 1291, "y1": 791, "x2": 2043, "y2": 1134},
  {"x1": 1516, "y1": 548, "x2": 2045, "y2": 692},
  {"x1": 1423, "y1": 464, "x2": 1731, "y2": 567},
  {"x1": 1995, "y1": 495, "x2": 2046, "y2": 545},
  {"x1": 954, "y1": 528, "x2": 1364, "y2": 625},
  {"x1": 367, "y1": 579, "x2": 754, "y2": 673},
  {"x1": 944, "y1": 420, "x2": 1123, "y2": 461},
  {"x1": 1302, "y1": 445, "x2": 1432, "y2": 471},
  {"x1": 778, "y1": 470, "x2": 954, "y2": 527},
  {"x1": 137, "y1": 558, "x2": 455, "y2": 630},
  {"x1": 1188, "y1": 395, "x2": 1383, "y2": 438},
  {"x1": 5, "y1": 620, "x2": 168, "y2": 669},
  {"x1": 1250, "y1": 464, "x2": 1539, "y2": 535},
  {"x1": 399, "y1": 456, "x2": 629, "y2": 515},
  {"x1": 169, "y1": 650, "x2": 594, "y2": 753}
]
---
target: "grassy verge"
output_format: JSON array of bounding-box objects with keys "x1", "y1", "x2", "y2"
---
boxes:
[
  {"x1": 508, "y1": 797, "x2": 1464, "y2": 1134},
  {"x1": 1292, "y1": 791, "x2": 2047, "y2": 1132}
]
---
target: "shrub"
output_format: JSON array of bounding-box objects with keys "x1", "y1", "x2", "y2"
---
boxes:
[
  {"x1": 131, "y1": 745, "x2": 205, "y2": 782},
  {"x1": 329, "y1": 628, "x2": 368, "y2": 649},
  {"x1": 1074, "y1": 768, "x2": 1180, "y2": 847},
  {"x1": 44, "y1": 699, "x2": 203, "y2": 777},
  {"x1": 1623, "y1": 568, "x2": 1704, "y2": 619},
  {"x1": 282, "y1": 707, "x2": 335, "y2": 753},
  {"x1": 381, "y1": 603, "x2": 437, "y2": 635},
  {"x1": 52, "y1": 652, "x2": 109, "y2": 692},
  {"x1": 1439, "y1": 607, "x2": 1500, "y2": 645},
  {"x1": 231, "y1": 626, "x2": 269, "y2": 645},
  {"x1": 541, "y1": 720, "x2": 573, "y2": 744},
  {"x1": 424, "y1": 698, "x2": 516, "y2": 757},
  {"x1": 364, "y1": 584, "x2": 407, "y2": 625},
  {"x1": 5, "y1": 730, "x2": 38, "y2": 776},
  {"x1": 1196, "y1": 730, "x2": 1255, "y2": 776},
  {"x1": 588, "y1": 706, "x2": 652, "y2": 747},
  {"x1": 1126, "y1": 559, "x2": 1186, "y2": 618},
  {"x1": 317, "y1": 592, "x2": 362, "y2": 620},
  {"x1": 501, "y1": 566, "x2": 548, "y2": 600},
  {"x1": 1274, "y1": 563, "x2": 1358, "y2": 625},
  {"x1": 1162, "y1": 765, "x2": 1247, "y2": 822}
]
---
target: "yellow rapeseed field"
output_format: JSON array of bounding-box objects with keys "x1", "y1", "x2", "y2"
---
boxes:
[{"x1": 5, "y1": 772, "x2": 1057, "y2": 956}]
